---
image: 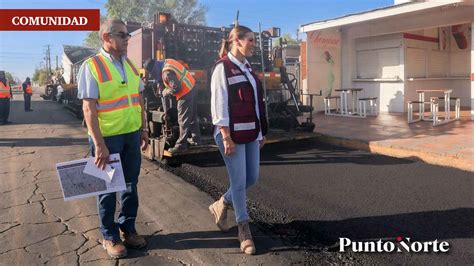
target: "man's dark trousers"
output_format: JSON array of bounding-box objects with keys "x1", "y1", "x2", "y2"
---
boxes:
[
  {"x1": 89, "y1": 130, "x2": 141, "y2": 241},
  {"x1": 0, "y1": 98, "x2": 10, "y2": 124},
  {"x1": 24, "y1": 93, "x2": 31, "y2": 111}
]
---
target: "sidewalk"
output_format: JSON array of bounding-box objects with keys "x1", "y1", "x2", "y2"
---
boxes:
[
  {"x1": 0, "y1": 90, "x2": 301, "y2": 265},
  {"x1": 307, "y1": 110, "x2": 473, "y2": 172}
]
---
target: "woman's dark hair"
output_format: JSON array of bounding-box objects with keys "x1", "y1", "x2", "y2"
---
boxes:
[{"x1": 219, "y1": 25, "x2": 253, "y2": 58}]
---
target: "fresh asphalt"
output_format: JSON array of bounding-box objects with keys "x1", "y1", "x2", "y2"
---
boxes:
[
  {"x1": 165, "y1": 138, "x2": 474, "y2": 264},
  {"x1": 6, "y1": 89, "x2": 470, "y2": 264}
]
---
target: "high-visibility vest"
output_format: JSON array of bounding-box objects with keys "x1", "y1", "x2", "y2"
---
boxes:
[
  {"x1": 25, "y1": 84, "x2": 33, "y2": 94},
  {"x1": 162, "y1": 59, "x2": 195, "y2": 100},
  {"x1": 0, "y1": 81, "x2": 11, "y2": 99},
  {"x1": 86, "y1": 53, "x2": 142, "y2": 137}
]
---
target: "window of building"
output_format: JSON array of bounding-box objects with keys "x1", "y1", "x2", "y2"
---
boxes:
[{"x1": 356, "y1": 47, "x2": 400, "y2": 79}]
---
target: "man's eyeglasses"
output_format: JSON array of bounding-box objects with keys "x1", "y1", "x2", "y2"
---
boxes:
[{"x1": 108, "y1": 31, "x2": 131, "y2": 39}]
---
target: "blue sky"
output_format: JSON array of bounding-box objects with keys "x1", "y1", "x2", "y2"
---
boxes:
[{"x1": 0, "y1": 0, "x2": 393, "y2": 81}]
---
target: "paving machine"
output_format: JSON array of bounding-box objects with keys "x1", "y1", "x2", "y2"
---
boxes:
[
  {"x1": 128, "y1": 13, "x2": 321, "y2": 163},
  {"x1": 46, "y1": 13, "x2": 320, "y2": 164}
]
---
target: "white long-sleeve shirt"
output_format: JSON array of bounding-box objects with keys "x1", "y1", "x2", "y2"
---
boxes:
[{"x1": 210, "y1": 52, "x2": 262, "y2": 140}]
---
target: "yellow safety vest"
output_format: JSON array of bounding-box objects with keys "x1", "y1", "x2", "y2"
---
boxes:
[
  {"x1": 86, "y1": 53, "x2": 142, "y2": 137},
  {"x1": 0, "y1": 81, "x2": 11, "y2": 99},
  {"x1": 162, "y1": 59, "x2": 195, "y2": 100}
]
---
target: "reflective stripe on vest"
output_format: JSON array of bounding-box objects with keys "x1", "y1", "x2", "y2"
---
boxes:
[
  {"x1": 162, "y1": 59, "x2": 195, "y2": 100},
  {"x1": 97, "y1": 93, "x2": 140, "y2": 113},
  {"x1": 90, "y1": 55, "x2": 112, "y2": 82},
  {"x1": 86, "y1": 53, "x2": 141, "y2": 137},
  {"x1": 0, "y1": 82, "x2": 11, "y2": 98},
  {"x1": 25, "y1": 84, "x2": 33, "y2": 94}
]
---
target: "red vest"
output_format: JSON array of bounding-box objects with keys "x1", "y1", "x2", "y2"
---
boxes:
[
  {"x1": 215, "y1": 56, "x2": 268, "y2": 144},
  {"x1": 25, "y1": 84, "x2": 33, "y2": 94},
  {"x1": 0, "y1": 81, "x2": 11, "y2": 99}
]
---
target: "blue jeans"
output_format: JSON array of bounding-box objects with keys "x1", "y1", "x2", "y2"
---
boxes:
[
  {"x1": 89, "y1": 130, "x2": 141, "y2": 241},
  {"x1": 215, "y1": 133, "x2": 260, "y2": 223}
]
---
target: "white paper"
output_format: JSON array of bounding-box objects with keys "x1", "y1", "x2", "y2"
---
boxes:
[
  {"x1": 83, "y1": 157, "x2": 115, "y2": 183},
  {"x1": 56, "y1": 153, "x2": 126, "y2": 201}
]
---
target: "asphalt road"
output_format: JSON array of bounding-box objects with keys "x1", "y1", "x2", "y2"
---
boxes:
[{"x1": 166, "y1": 139, "x2": 474, "y2": 264}]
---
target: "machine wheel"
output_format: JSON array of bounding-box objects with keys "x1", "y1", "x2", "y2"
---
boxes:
[{"x1": 161, "y1": 157, "x2": 181, "y2": 167}]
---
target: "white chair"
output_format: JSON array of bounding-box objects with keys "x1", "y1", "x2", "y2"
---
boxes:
[
  {"x1": 407, "y1": 98, "x2": 439, "y2": 124},
  {"x1": 323, "y1": 96, "x2": 341, "y2": 115},
  {"x1": 358, "y1": 97, "x2": 378, "y2": 118}
]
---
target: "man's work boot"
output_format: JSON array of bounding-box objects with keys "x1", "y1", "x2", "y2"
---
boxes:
[
  {"x1": 187, "y1": 138, "x2": 200, "y2": 146},
  {"x1": 209, "y1": 196, "x2": 231, "y2": 232},
  {"x1": 122, "y1": 231, "x2": 147, "y2": 249},
  {"x1": 102, "y1": 239, "x2": 127, "y2": 259},
  {"x1": 238, "y1": 221, "x2": 256, "y2": 255},
  {"x1": 168, "y1": 144, "x2": 187, "y2": 153}
]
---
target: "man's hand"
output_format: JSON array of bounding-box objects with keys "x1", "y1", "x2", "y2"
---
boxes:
[
  {"x1": 162, "y1": 88, "x2": 173, "y2": 97},
  {"x1": 141, "y1": 130, "x2": 149, "y2": 151},
  {"x1": 94, "y1": 142, "x2": 110, "y2": 170}
]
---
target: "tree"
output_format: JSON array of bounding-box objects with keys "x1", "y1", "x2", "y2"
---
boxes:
[
  {"x1": 84, "y1": 0, "x2": 208, "y2": 48},
  {"x1": 32, "y1": 68, "x2": 48, "y2": 86},
  {"x1": 280, "y1": 33, "x2": 300, "y2": 46},
  {"x1": 4, "y1": 72, "x2": 15, "y2": 84}
]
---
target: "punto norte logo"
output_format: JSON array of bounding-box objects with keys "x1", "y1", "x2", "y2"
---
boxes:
[{"x1": 339, "y1": 236, "x2": 450, "y2": 253}]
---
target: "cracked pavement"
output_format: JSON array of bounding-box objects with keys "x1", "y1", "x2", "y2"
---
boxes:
[{"x1": 0, "y1": 90, "x2": 304, "y2": 265}]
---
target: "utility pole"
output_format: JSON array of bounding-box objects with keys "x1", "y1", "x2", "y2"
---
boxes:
[
  {"x1": 44, "y1": 45, "x2": 51, "y2": 75},
  {"x1": 56, "y1": 55, "x2": 58, "y2": 70}
]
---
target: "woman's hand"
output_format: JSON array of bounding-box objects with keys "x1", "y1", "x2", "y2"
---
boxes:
[
  {"x1": 223, "y1": 136, "x2": 236, "y2": 156},
  {"x1": 259, "y1": 136, "x2": 266, "y2": 149}
]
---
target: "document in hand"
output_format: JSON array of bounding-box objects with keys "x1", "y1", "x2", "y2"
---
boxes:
[{"x1": 55, "y1": 153, "x2": 126, "y2": 201}]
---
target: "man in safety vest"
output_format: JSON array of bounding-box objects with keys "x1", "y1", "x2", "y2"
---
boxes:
[
  {"x1": 0, "y1": 71, "x2": 13, "y2": 125},
  {"x1": 22, "y1": 77, "x2": 33, "y2": 112},
  {"x1": 77, "y1": 19, "x2": 149, "y2": 259},
  {"x1": 144, "y1": 58, "x2": 201, "y2": 153}
]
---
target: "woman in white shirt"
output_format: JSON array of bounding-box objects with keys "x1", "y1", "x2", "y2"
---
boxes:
[{"x1": 209, "y1": 25, "x2": 267, "y2": 255}]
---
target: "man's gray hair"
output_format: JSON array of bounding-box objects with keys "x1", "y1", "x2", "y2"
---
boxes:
[{"x1": 99, "y1": 19, "x2": 126, "y2": 41}]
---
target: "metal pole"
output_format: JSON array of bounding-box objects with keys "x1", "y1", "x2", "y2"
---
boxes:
[{"x1": 258, "y1": 22, "x2": 269, "y2": 126}]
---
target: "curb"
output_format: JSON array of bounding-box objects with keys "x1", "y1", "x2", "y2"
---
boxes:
[{"x1": 315, "y1": 133, "x2": 473, "y2": 173}]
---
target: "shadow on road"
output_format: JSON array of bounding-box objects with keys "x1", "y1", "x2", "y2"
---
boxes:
[
  {"x1": 124, "y1": 226, "x2": 302, "y2": 258},
  {"x1": 0, "y1": 137, "x2": 88, "y2": 147},
  {"x1": 263, "y1": 208, "x2": 474, "y2": 247},
  {"x1": 188, "y1": 139, "x2": 415, "y2": 167}
]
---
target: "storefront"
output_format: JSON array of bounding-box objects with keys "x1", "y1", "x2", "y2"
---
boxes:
[{"x1": 300, "y1": 0, "x2": 473, "y2": 119}]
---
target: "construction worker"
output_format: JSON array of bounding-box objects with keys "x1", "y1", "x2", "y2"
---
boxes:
[
  {"x1": 0, "y1": 71, "x2": 13, "y2": 125},
  {"x1": 144, "y1": 58, "x2": 201, "y2": 152},
  {"x1": 22, "y1": 77, "x2": 33, "y2": 111},
  {"x1": 209, "y1": 25, "x2": 268, "y2": 255},
  {"x1": 77, "y1": 18, "x2": 148, "y2": 259}
]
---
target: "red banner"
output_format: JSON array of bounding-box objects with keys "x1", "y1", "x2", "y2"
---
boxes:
[{"x1": 0, "y1": 9, "x2": 100, "y2": 31}]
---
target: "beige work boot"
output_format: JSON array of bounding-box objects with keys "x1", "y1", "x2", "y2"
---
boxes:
[
  {"x1": 238, "y1": 221, "x2": 256, "y2": 255},
  {"x1": 122, "y1": 231, "x2": 147, "y2": 249},
  {"x1": 102, "y1": 239, "x2": 127, "y2": 259},
  {"x1": 208, "y1": 196, "x2": 232, "y2": 232}
]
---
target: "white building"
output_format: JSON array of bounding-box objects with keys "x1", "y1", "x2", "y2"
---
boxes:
[
  {"x1": 300, "y1": 0, "x2": 474, "y2": 119},
  {"x1": 62, "y1": 45, "x2": 97, "y2": 84}
]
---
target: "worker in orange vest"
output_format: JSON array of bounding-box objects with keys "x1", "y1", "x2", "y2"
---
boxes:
[
  {"x1": 22, "y1": 77, "x2": 33, "y2": 112},
  {"x1": 144, "y1": 58, "x2": 201, "y2": 153},
  {"x1": 0, "y1": 71, "x2": 13, "y2": 125}
]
